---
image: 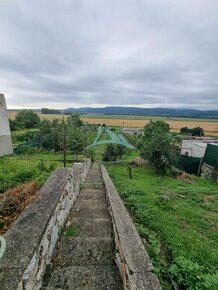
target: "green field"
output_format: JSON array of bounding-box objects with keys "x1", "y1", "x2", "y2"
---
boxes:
[{"x1": 105, "y1": 163, "x2": 218, "y2": 289}]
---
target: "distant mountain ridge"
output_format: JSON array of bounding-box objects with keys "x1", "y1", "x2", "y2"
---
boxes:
[{"x1": 64, "y1": 106, "x2": 218, "y2": 119}]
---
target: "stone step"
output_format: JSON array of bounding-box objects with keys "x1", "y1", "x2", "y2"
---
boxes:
[
  {"x1": 67, "y1": 217, "x2": 112, "y2": 237},
  {"x1": 86, "y1": 170, "x2": 101, "y2": 174},
  {"x1": 75, "y1": 199, "x2": 107, "y2": 210},
  {"x1": 70, "y1": 207, "x2": 110, "y2": 220},
  {"x1": 80, "y1": 188, "x2": 106, "y2": 195},
  {"x1": 83, "y1": 182, "x2": 105, "y2": 190},
  {"x1": 45, "y1": 266, "x2": 122, "y2": 290},
  {"x1": 78, "y1": 191, "x2": 106, "y2": 201},
  {"x1": 85, "y1": 176, "x2": 102, "y2": 183},
  {"x1": 54, "y1": 237, "x2": 114, "y2": 267}
]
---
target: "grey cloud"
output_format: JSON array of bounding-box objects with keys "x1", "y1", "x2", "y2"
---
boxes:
[{"x1": 0, "y1": 0, "x2": 218, "y2": 109}]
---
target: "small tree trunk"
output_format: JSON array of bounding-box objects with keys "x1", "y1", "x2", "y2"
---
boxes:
[{"x1": 128, "y1": 165, "x2": 132, "y2": 179}]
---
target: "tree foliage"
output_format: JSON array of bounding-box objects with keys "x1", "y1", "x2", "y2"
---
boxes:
[
  {"x1": 180, "y1": 126, "x2": 204, "y2": 136},
  {"x1": 41, "y1": 108, "x2": 61, "y2": 114},
  {"x1": 15, "y1": 110, "x2": 41, "y2": 128},
  {"x1": 34, "y1": 115, "x2": 95, "y2": 156},
  {"x1": 141, "y1": 120, "x2": 177, "y2": 173},
  {"x1": 103, "y1": 144, "x2": 126, "y2": 161},
  {"x1": 10, "y1": 110, "x2": 41, "y2": 130}
]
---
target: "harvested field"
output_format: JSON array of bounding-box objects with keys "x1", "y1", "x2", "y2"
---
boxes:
[{"x1": 7, "y1": 111, "x2": 218, "y2": 136}]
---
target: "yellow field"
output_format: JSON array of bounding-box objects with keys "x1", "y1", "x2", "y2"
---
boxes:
[
  {"x1": 81, "y1": 117, "x2": 218, "y2": 135},
  {"x1": 8, "y1": 111, "x2": 218, "y2": 136}
]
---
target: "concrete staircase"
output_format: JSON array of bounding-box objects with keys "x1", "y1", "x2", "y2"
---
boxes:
[{"x1": 43, "y1": 163, "x2": 122, "y2": 290}]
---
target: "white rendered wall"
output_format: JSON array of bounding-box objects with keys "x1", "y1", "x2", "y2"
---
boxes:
[
  {"x1": 0, "y1": 94, "x2": 13, "y2": 156},
  {"x1": 181, "y1": 140, "x2": 207, "y2": 158}
]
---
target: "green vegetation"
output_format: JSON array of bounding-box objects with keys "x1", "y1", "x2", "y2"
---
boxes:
[
  {"x1": 11, "y1": 129, "x2": 38, "y2": 145},
  {"x1": 41, "y1": 108, "x2": 61, "y2": 114},
  {"x1": 180, "y1": 126, "x2": 204, "y2": 136},
  {"x1": 103, "y1": 144, "x2": 127, "y2": 161},
  {"x1": 2, "y1": 112, "x2": 96, "y2": 194},
  {"x1": 106, "y1": 163, "x2": 218, "y2": 289},
  {"x1": 141, "y1": 120, "x2": 178, "y2": 173},
  {"x1": 62, "y1": 224, "x2": 78, "y2": 237},
  {"x1": 0, "y1": 152, "x2": 73, "y2": 193},
  {"x1": 10, "y1": 110, "x2": 40, "y2": 130}
]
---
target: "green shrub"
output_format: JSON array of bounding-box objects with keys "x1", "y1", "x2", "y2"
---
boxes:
[{"x1": 170, "y1": 256, "x2": 218, "y2": 290}]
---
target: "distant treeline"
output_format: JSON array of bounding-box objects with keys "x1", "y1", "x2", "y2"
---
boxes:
[
  {"x1": 41, "y1": 108, "x2": 61, "y2": 114},
  {"x1": 64, "y1": 106, "x2": 218, "y2": 119}
]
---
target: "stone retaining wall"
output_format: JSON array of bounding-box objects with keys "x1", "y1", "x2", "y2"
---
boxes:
[
  {"x1": 0, "y1": 159, "x2": 91, "y2": 290},
  {"x1": 101, "y1": 164, "x2": 162, "y2": 290},
  {"x1": 201, "y1": 163, "x2": 218, "y2": 181}
]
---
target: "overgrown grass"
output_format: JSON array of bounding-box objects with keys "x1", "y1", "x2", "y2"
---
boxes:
[
  {"x1": 11, "y1": 129, "x2": 39, "y2": 145},
  {"x1": 0, "y1": 152, "x2": 73, "y2": 193},
  {"x1": 106, "y1": 163, "x2": 218, "y2": 289}
]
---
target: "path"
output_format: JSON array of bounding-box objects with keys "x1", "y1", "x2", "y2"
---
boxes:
[{"x1": 43, "y1": 163, "x2": 122, "y2": 290}]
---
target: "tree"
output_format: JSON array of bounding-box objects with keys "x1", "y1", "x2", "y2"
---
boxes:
[
  {"x1": 14, "y1": 110, "x2": 41, "y2": 129},
  {"x1": 141, "y1": 120, "x2": 177, "y2": 173},
  {"x1": 102, "y1": 144, "x2": 126, "y2": 161},
  {"x1": 180, "y1": 126, "x2": 204, "y2": 136},
  {"x1": 180, "y1": 127, "x2": 191, "y2": 134},
  {"x1": 192, "y1": 127, "x2": 204, "y2": 136},
  {"x1": 41, "y1": 108, "x2": 61, "y2": 114},
  {"x1": 116, "y1": 145, "x2": 126, "y2": 159},
  {"x1": 103, "y1": 144, "x2": 118, "y2": 161},
  {"x1": 9, "y1": 119, "x2": 18, "y2": 131},
  {"x1": 67, "y1": 113, "x2": 83, "y2": 127},
  {"x1": 35, "y1": 119, "x2": 63, "y2": 152}
]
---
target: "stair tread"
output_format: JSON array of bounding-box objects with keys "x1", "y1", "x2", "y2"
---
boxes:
[
  {"x1": 54, "y1": 237, "x2": 114, "y2": 267},
  {"x1": 45, "y1": 266, "x2": 122, "y2": 290},
  {"x1": 70, "y1": 207, "x2": 110, "y2": 219},
  {"x1": 66, "y1": 217, "x2": 112, "y2": 237},
  {"x1": 74, "y1": 199, "x2": 107, "y2": 210}
]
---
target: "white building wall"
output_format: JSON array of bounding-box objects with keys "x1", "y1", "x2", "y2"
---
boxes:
[
  {"x1": 181, "y1": 140, "x2": 207, "y2": 158},
  {"x1": 0, "y1": 94, "x2": 13, "y2": 156}
]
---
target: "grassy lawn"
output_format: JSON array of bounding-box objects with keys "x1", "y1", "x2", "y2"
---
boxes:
[
  {"x1": 0, "y1": 152, "x2": 74, "y2": 193},
  {"x1": 105, "y1": 163, "x2": 218, "y2": 289}
]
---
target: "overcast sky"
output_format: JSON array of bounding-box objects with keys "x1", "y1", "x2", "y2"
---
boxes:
[{"x1": 0, "y1": 0, "x2": 218, "y2": 109}]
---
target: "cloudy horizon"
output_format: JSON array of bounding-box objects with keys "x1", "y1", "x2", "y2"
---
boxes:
[{"x1": 0, "y1": 0, "x2": 218, "y2": 110}]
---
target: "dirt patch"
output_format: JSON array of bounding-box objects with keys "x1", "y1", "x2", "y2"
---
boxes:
[
  {"x1": 0, "y1": 182, "x2": 38, "y2": 234},
  {"x1": 204, "y1": 194, "x2": 218, "y2": 205},
  {"x1": 177, "y1": 172, "x2": 195, "y2": 184}
]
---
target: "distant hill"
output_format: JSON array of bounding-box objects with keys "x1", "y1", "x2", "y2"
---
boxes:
[{"x1": 64, "y1": 106, "x2": 218, "y2": 119}]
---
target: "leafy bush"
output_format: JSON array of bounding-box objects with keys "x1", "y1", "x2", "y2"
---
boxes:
[
  {"x1": 103, "y1": 144, "x2": 126, "y2": 161},
  {"x1": 12, "y1": 110, "x2": 41, "y2": 129},
  {"x1": 85, "y1": 149, "x2": 96, "y2": 162},
  {"x1": 15, "y1": 145, "x2": 35, "y2": 155},
  {"x1": 170, "y1": 256, "x2": 218, "y2": 289}
]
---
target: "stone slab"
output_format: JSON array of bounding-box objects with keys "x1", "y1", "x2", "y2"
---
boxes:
[
  {"x1": 70, "y1": 207, "x2": 110, "y2": 220},
  {"x1": 55, "y1": 237, "x2": 114, "y2": 266},
  {"x1": 68, "y1": 217, "x2": 112, "y2": 237},
  {"x1": 46, "y1": 266, "x2": 122, "y2": 290}
]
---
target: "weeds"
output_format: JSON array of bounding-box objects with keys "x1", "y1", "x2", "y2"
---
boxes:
[{"x1": 106, "y1": 163, "x2": 218, "y2": 290}]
